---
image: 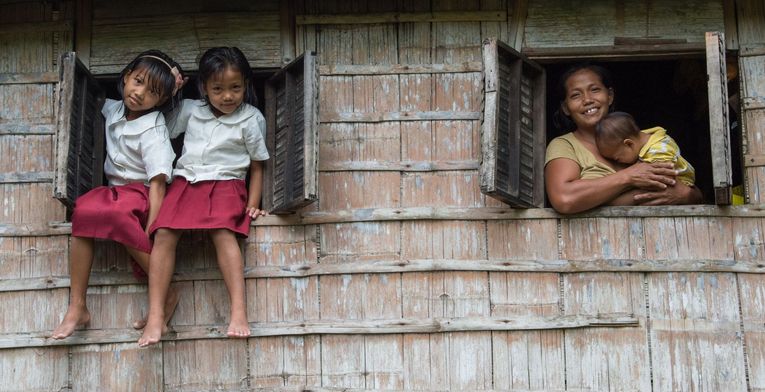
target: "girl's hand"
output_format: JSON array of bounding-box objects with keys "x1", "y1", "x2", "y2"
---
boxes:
[
  {"x1": 246, "y1": 206, "x2": 268, "y2": 219},
  {"x1": 622, "y1": 161, "x2": 677, "y2": 190}
]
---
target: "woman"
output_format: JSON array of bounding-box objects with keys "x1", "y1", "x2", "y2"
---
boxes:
[{"x1": 545, "y1": 64, "x2": 702, "y2": 214}]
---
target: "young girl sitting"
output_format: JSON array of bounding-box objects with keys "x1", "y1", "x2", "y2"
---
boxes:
[
  {"x1": 51, "y1": 50, "x2": 184, "y2": 339},
  {"x1": 595, "y1": 111, "x2": 696, "y2": 187},
  {"x1": 138, "y1": 47, "x2": 269, "y2": 347}
]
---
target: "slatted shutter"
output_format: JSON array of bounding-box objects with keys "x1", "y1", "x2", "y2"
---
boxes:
[
  {"x1": 53, "y1": 52, "x2": 105, "y2": 210},
  {"x1": 263, "y1": 52, "x2": 319, "y2": 213},
  {"x1": 480, "y1": 38, "x2": 546, "y2": 208},
  {"x1": 705, "y1": 31, "x2": 733, "y2": 205}
]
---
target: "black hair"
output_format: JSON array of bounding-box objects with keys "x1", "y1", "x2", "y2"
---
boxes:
[
  {"x1": 117, "y1": 49, "x2": 184, "y2": 115},
  {"x1": 197, "y1": 47, "x2": 257, "y2": 107},
  {"x1": 595, "y1": 111, "x2": 641, "y2": 147},
  {"x1": 552, "y1": 63, "x2": 615, "y2": 132}
]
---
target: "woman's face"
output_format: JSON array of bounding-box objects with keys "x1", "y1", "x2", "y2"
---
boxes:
[{"x1": 561, "y1": 68, "x2": 614, "y2": 130}]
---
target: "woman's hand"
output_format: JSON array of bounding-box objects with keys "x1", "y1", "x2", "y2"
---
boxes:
[
  {"x1": 620, "y1": 161, "x2": 678, "y2": 190},
  {"x1": 634, "y1": 182, "x2": 703, "y2": 205}
]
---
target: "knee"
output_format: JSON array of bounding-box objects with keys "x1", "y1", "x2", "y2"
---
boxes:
[{"x1": 154, "y1": 228, "x2": 180, "y2": 246}]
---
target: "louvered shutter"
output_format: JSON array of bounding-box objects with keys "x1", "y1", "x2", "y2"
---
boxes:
[
  {"x1": 480, "y1": 38, "x2": 546, "y2": 208},
  {"x1": 53, "y1": 52, "x2": 105, "y2": 210},
  {"x1": 705, "y1": 31, "x2": 733, "y2": 205},
  {"x1": 263, "y1": 52, "x2": 319, "y2": 213}
]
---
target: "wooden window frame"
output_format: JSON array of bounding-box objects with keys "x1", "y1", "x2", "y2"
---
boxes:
[
  {"x1": 53, "y1": 51, "x2": 105, "y2": 213},
  {"x1": 263, "y1": 51, "x2": 320, "y2": 214},
  {"x1": 482, "y1": 32, "x2": 734, "y2": 210}
]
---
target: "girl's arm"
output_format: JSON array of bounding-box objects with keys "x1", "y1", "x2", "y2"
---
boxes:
[
  {"x1": 545, "y1": 158, "x2": 677, "y2": 214},
  {"x1": 145, "y1": 174, "x2": 167, "y2": 234},
  {"x1": 245, "y1": 160, "x2": 267, "y2": 219}
]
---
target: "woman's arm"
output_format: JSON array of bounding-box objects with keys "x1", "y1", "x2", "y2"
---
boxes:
[
  {"x1": 633, "y1": 182, "x2": 703, "y2": 205},
  {"x1": 145, "y1": 175, "x2": 167, "y2": 234},
  {"x1": 545, "y1": 158, "x2": 677, "y2": 214},
  {"x1": 245, "y1": 160, "x2": 267, "y2": 219}
]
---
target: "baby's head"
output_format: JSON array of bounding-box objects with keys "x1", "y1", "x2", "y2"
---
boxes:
[
  {"x1": 118, "y1": 50, "x2": 184, "y2": 116},
  {"x1": 595, "y1": 111, "x2": 643, "y2": 164},
  {"x1": 197, "y1": 47, "x2": 256, "y2": 117}
]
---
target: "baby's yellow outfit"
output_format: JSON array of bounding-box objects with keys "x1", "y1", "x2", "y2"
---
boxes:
[{"x1": 639, "y1": 126, "x2": 695, "y2": 186}]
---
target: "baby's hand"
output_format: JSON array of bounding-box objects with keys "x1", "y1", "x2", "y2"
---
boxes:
[{"x1": 246, "y1": 206, "x2": 268, "y2": 219}]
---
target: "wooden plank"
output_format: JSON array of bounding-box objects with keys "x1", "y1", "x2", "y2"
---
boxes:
[
  {"x1": 249, "y1": 335, "x2": 321, "y2": 387},
  {"x1": 296, "y1": 10, "x2": 506, "y2": 25},
  {"x1": 0, "y1": 183, "x2": 67, "y2": 225},
  {"x1": 320, "y1": 63, "x2": 482, "y2": 75},
  {"x1": 0, "y1": 20, "x2": 71, "y2": 33},
  {"x1": 401, "y1": 172, "x2": 484, "y2": 208},
  {"x1": 743, "y1": 96, "x2": 765, "y2": 110},
  {"x1": 735, "y1": 0, "x2": 765, "y2": 46},
  {"x1": 319, "y1": 159, "x2": 479, "y2": 172},
  {"x1": 0, "y1": 84, "x2": 56, "y2": 125},
  {"x1": 0, "y1": 236, "x2": 68, "y2": 280},
  {"x1": 0, "y1": 347, "x2": 68, "y2": 391},
  {"x1": 706, "y1": 31, "x2": 733, "y2": 204},
  {"x1": 319, "y1": 172, "x2": 401, "y2": 210},
  {"x1": 523, "y1": 44, "x2": 706, "y2": 60},
  {"x1": 75, "y1": 0, "x2": 92, "y2": 67},
  {"x1": 71, "y1": 343, "x2": 162, "y2": 391},
  {"x1": 365, "y1": 335, "x2": 405, "y2": 389},
  {"x1": 0, "y1": 135, "x2": 54, "y2": 173},
  {"x1": 320, "y1": 110, "x2": 481, "y2": 123},
  {"x1": 318, "y1": 123, "x2": 401, "y2": 164},
  {"x1": 163, "y1": 340, "x2": 249, "y2": 391},
  {"x1": 1, "y1": 289, "x2": 68, "y2": 334},
  {"x1": 0, "y1": 314, "x2": 638, "y2": 349},
  {"x1": 321, "y1": 335, "x2": 365, "y2": 388},
  {"x1": 0, "y1": 72, "x2": 58, "y2": 85},
  {"x1": 0, "y1": 123, "x2": 55, "y2": 135},
  {"x1": 738, "y1": 274, "x2": 765, "y2": 390},
  {"x1": 0, "y1": 171, "x2": 54, "y2": 184},
  {"x1": 280, "y1": 0, "x2": 296, "y2": 63},
  {"x1": 648, "y1": 273, "x2": 747, "y2": 390},
  {"x1": 248, "y1": 276, "x2": 320, "y2": 323}
]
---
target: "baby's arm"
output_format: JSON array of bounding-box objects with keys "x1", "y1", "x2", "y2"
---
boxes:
[
  {"x1": 145, "y1": 175, "x2": 167, "y2": 234},
  {"x1": 245, "y1": 161, "x2": 267, "y2": 219}
]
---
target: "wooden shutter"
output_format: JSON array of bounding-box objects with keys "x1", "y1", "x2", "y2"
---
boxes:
[
  {"x1": 480, "y1": 38, "x2": 546, "y2": 208},
  {"x1": 53, "y1": 52, "x2": 105, "y2": 210},
  {"x1": 263, "y1": 51, "x2": 319, "y2": 214},
  {"x1": 705, "y1": 31, "x2": 733, "y2": 205}
]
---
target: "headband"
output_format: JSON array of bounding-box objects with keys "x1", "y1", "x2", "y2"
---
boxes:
[{"x1": 139, "y1": 55, "x2": 183, "y2": 95}]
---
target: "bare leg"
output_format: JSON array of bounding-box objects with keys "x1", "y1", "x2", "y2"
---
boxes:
[
  {"x1": 125, "y1": 246, "x2": 180, "y2": 330},
  {"x1": 209, "y1": 229, "x2": 250, "y2": 338},
  {"x1": 51, "y1": 236, "x2": 94, "y2": 339},
  {"x1": 138, "y1": 229, "x2": 181, "y2": 347}
]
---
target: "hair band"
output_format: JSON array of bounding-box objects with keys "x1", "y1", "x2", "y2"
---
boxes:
[{"x1": 139, "y1": 55, "x2": 183, "y2": 95}]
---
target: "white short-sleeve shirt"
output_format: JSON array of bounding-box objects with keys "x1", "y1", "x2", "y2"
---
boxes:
[
  {"x1": 167, "y1": 99, "x2": 269, "y2": 182},
  {"x1": 101, "y1": 99, "x2": 175, "y2": 186}
]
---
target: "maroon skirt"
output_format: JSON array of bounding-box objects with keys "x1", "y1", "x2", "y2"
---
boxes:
[
  {"x1": 71, "y1": 182, "x2": 152, "y2": 254},
  {"x1": 149, "y1": 177, "x2": 251, "y2": 237}
]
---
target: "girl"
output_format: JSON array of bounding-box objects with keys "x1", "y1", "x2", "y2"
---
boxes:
[
  {"x1": 544, "y1": 63, "x2": 702, "y2": 214},
  {"x1": 51, "y1": 50, "x2": 185, "y2": 339},
  {"x1": 138, "y1": 47, "x2": 269, "y2": 347}
]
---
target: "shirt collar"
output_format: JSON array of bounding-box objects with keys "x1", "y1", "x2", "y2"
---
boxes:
[
  {"x1": 110, "y1": 101, "x2": 162, "y2": 135},
  {"x1": 192, "y1": 102, "x2": 258, "y2": 125}
]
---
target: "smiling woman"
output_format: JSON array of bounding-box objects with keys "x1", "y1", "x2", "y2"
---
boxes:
[{"x1": 543, "y1": 63, "x2": 702, "y2": 214}]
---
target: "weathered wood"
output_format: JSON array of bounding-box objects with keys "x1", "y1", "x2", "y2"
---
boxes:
[
  {"x1": 0, "y1": 171, "x2": 53, "y2": 184},
  {"x1": 320, "y1": 63, "x2": 482, "y2": 75},
  {"x1": 523, "y1": 43, "x2": 706, "y2": 60},
  {"x1": 743, "y1": 96, "x2": 765, "y2": 110},
  {"x1": 0, "y1": 347, "x2": 69, "y2": 391},
  {"x1": 71, "y1": 343, "x2": 162, "y2": 391},
  {"x1": 0, "y1": 72, "x2": 58, "y2": 85},
  {"x1": 163, "y1": 340, "x2": 249, "y2": 391},
  {"x1": 296, "y1": 10, "x2": 506, "y2": 25},
  {"x1": 0, "y1": 314, "x2": 639, "y2": 349},
  {"x1": 319, "y1": 160, "x2": 479, "y2": 172},
  {"x1": 0, "y1": 20, "x2": 72, "y2": 33},
  {"x1": 706, "y1": 31, "x2": 733, "y2": 204},
  {"x1": 320, "y1": 111, "x2": 481, "y2": 123},
  {"x1": 0, "y1": 123, "x2": 55, "y2": 135}
]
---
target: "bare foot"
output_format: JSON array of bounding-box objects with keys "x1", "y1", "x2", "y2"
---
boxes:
[
  {"x1": 137, "y1": 318, "x2": 167, "y2": 347},
  {"x1": 51, "y1": 304, "x2": 91, "y2": 339},
  {"x1": 133, "y1": 287, "x2": 180, "y2": 330},
  {"x1": 226, "y1": 315, "x2": 250, "y2": 338}
]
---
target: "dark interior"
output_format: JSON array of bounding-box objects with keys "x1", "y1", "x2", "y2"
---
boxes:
[{"x1": 544, "y1": 58, "x2": 743, "y2": 204}]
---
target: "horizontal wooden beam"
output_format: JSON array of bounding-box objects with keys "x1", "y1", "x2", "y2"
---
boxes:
[
  {"x1": 0, "y1": 72, "x2": 58, "y2": 85},
  {"x1": 319, "y1": 63, "x2": 482, "y2": 76},
  {"x1": 523, "y1": 43, "x2": 705, "y2": 60},
  {"x1": 0, "y1": 223, "x2": 70, "y2": 237},
  {"x1": 319, "y1": 160, "x2": 480, "y2": 172},
  {"x1": 296, "y1": 11, "x2": 506, "y2": 25},
  {"x1": 0, "y1": 20, "x2": 72, "y2": 34},
  {"x1": 743, "y1": 96, "x2": 765, "y2": 110},
  {"x1": 744, "y1": 154, "x2": 765, "y2": 168},
  {"x1": 740, "y1": 46, "x2": 765, "y2": 56},
  {"x1": 0, "y1": 171, "x2": 54, "y2": 184},
  {"x1": 0, "y1": 123, "x2": 55, "y2": 135},
  {"x1": 0, "y1": 313, "x2": 636, "y2": 349},
  {"x1": 4, "y1": 258, "x2": 763, "y2": 293},
  {"x1": 320, "y1": 111, "x2": 481, "y2": 123}
]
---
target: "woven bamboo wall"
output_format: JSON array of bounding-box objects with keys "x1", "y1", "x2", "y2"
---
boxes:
[{"x1": 1, "y1": 0, "x2": 764, "y2": 391}]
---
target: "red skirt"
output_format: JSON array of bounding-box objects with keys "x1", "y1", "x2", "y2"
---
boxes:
[
  {"x1": 71, "y1": 183, "x2": 152, "y2": 254},
  {"x1": 149, "y1": 177, "x2": 251, "y2": 237}
]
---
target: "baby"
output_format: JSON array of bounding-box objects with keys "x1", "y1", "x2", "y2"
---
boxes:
[{"x1": 595, "y1": 111, "x2": 695, "y2": 186}]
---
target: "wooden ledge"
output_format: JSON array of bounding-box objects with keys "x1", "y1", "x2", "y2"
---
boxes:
[{"x1": 0, "y1": 313, "x2": 637, "y2": 349}]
